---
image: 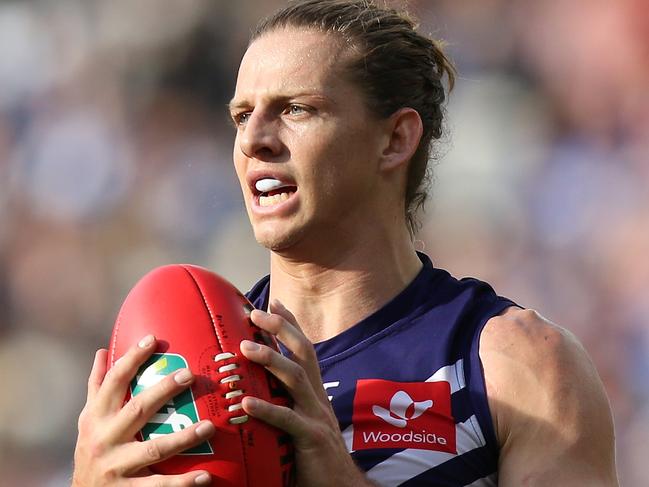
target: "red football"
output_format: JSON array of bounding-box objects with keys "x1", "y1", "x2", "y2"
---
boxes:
[{"x1": 107, "y1": 264, "x2": 295, "y2": 487}]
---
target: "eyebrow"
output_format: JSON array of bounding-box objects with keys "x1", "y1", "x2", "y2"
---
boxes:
[
  {"x1": 228, "y1": 91, "x2": 332, "y2": 112},
  {"x1": 227, "y1": 99, "x2": 250, "y2": 112}
]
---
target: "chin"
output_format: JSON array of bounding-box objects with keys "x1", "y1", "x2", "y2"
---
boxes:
[{"x1": 253, "y1": 225, "x2": 303, "y2": 252}]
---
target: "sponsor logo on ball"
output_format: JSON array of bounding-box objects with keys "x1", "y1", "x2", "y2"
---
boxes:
[{"x1": 131, "y1": 353, "x2": 213, "y2": 455}]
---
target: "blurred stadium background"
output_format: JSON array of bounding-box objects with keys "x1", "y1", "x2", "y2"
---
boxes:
[{"x1": 0, "y1": 0, "x2": 647, "y2": 485}]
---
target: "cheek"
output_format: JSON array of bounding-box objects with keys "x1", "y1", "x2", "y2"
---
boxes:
[
  {"x1": 304, "y1": 144, "x2": 374, "y2": 207},
  {"x1": 232, "y1": 145, "x2": 247, "y2": 190},
  {"x1": 322, "y1": 129, "x2": 377, "y2": 181},
  {"x1": 290, "y1": 118, "x2": 382, "y2": 202}
]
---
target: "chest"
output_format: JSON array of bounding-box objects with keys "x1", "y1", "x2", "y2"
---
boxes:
[{"x1": 318, "y1": 342, "x2": 495, "y2": 486}]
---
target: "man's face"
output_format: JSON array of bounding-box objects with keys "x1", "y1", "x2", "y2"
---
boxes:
[{"x1": 230, "y1": 28, "x2": 387, "y2": 253}]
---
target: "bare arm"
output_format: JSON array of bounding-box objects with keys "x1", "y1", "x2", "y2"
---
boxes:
[{"x1": 480, "y1": 308, "x2": 618, "y2": 486}]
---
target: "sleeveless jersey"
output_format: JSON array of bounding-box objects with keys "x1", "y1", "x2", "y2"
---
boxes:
[{"x1": 246, "y1": 252, "x2": 516, "y2": 487}]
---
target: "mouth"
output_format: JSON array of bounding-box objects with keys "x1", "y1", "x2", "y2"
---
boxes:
[{"x1": 253, "y1": 177, "x2": 298, "y2": 208}]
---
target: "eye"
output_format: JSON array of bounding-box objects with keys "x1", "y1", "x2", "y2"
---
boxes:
[
  {"x1": 232, "y1": 111, "x2": 251, "y2": 127},
  {"x1": 285, "y1": 104, "x2": 308, "y2": 116}
]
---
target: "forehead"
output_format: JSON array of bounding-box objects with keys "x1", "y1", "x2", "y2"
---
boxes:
[{"x1": 233, "y1": 28, "x2": 353, "y2": 101}]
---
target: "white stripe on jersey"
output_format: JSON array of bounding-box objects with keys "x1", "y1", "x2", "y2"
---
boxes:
[
  {"x1": 364, "y1": 415, "x2": 487, "y2": 487},
  {"x1": 340, "y1": 360, "x2": 490, "y2": 486},
  {"x1": 342, "y1": 423, "x2": 354, "y2": 452},
  {"x1": 425, "y1": 358, "x2": 465, "y2": 393},
  {"x1": 466, "y1": 473, "x2": 497, "y2": 487}
]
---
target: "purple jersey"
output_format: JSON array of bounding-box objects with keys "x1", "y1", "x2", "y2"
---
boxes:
[{"x1": 246, "y1": 253, "x2": 516, "y2": 486}]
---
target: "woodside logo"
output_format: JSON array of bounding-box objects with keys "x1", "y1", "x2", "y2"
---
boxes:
[
  {"x1": 372, "y1": 390, "x2": 433, "y2": 428},
  {"x1": 351, "y1": 379, "x2": 457, "y2": 454},
  {"x1": 361, "y1": 430, "x2": 449, "y2": 446}
]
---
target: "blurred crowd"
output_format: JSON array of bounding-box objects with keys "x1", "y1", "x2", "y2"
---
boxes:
[{"x1": 0, "y1": 0, "x2": 646, "y2": 485}]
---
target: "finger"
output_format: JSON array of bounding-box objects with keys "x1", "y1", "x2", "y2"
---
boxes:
[
  {"x1": 269, "y1": 299, "x2": 324, "y2": 385},
  {"x1": 108, "y1": 368, "x2": 196, "y2": 443},
  {"x1": 264, "y1": 300, "x2": 318, "y2": 366},
  {"x1": 96, "y1": 334, "x2": 158, "y2": 413},
  {"x1": 261, "y1": 299, "x2": 303, "y2": 339},
  {"x1": 116, "y1": 420, "x2": 216, "y2": 474},
  {"x1": 240, "y1": 340, "x2": 321, "y2": 408},
  {"x1": 250, "y1": 308, "x2": 316, "y2": 367},
  {"x1": 133, "y1": 471, "x2": 212, "y2": 487},
  {"x1": 87, "y1": 349, "x2": 109, "y2": 401},
  {"x1": 250, "y1": 307, "x2": 327, "y2": 402},
  {"x1": 241, "y1": 396, "x2": 310, "y2": 439},
  {"x1": 269, "y1": 298, "x2": 300, "y2": 329}
]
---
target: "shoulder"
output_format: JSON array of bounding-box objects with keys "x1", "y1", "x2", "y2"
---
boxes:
[
  {"x1": 479, "y1": 307, "x2": 618, "y2": 486},
  {"x1": 479, "y1": 307, "x2": 586, "y2": 444},
  {"x1": 480, "y1": 307, "x2": 583, "y2": 385}
]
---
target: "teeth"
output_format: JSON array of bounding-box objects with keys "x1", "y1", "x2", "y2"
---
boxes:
[
  {"x1": 259, "y1": 192, "x2": 292, "y2": 207},
  {"x1": 255, "y1": 178, "x2": 283, "y2": 192}
]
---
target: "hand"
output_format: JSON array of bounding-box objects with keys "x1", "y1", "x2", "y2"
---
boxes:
[
  {"x1": 72, "y1": 335, "x2": 216, "y2": 486},
  {"x1": 240, "y1": 299, "x2": 376, "y2": 487}
]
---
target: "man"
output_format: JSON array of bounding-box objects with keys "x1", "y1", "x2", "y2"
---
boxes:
[{"x1": 72, "y1": 1, "x2": 618, "y2": 486}]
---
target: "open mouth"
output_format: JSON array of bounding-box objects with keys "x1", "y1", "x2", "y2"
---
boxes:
[{"x1": 255, "y1": 178, "x2": 297, "y2": 207}]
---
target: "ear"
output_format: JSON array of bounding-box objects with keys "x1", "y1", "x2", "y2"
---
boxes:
[{"x1": 379, "y1": 107, "x2": 424, "y2": 172}]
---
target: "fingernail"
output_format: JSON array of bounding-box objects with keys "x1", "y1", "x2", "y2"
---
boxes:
[
  {"x1": 241, "y1": 340, "x2": 260, "y2": 352},
  {"x1": 251, "y1": 309, "x2": 269, "y2": 318},
  {"x1": 243, "y1": 396, "x2": 259, "y2": 410},
  {"x1": 195, "y1": 421, "x2": 215, "y2": 439},
  {"x1": 271, "y1": 298, "x2": 284, "y2": 309},
  {"x1": 174, "y1": 368, "x2": 193, "y2": 385},
  {"x1": 194, "y1": 472, "x2": 211, "y2": 485},
  {"x1": 138, "y1": 335, "x2": 155, "y2": 348}
]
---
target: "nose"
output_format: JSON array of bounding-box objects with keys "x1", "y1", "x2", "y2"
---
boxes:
[{"x1": 237, "y1": 111, "x2": 283, "y2": 161}]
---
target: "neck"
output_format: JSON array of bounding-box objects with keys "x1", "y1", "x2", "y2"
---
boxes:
[{"x1": 267, "y1": 224, "x2": 422, "y2": 343}]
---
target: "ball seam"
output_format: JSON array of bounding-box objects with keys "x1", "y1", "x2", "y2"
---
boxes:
[{"x1": 179, "y1": 265, "x2": 225, "y2": 354}]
